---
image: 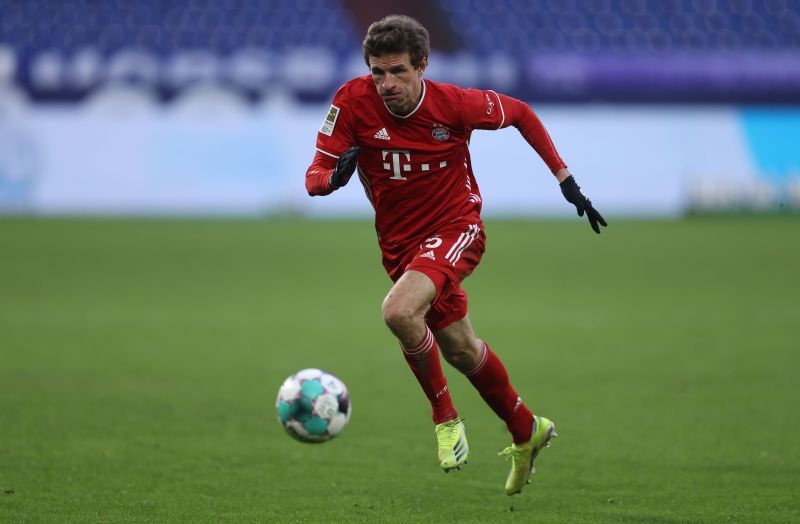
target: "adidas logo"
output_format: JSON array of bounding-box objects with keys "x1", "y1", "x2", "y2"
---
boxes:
[
  {"x1": 373, "y1": 128, "x2": 391, "y2": 140},
  {"x1": 420, "y1": 250, "x2": 435, "y2": 260}
]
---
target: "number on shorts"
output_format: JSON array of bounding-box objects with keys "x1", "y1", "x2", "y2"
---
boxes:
[{"x1": 423, "y1": 237, "x2": 442, "y2": 249}]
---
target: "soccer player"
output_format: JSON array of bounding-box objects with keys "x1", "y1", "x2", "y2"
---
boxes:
[{"x1": 305, "y1": 15, "x2": 606, "y2": 495}]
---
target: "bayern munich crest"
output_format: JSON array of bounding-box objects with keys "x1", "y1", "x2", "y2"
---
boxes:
[{"x1": 432, "y1": 124, "x2": 450, "y2": 142}]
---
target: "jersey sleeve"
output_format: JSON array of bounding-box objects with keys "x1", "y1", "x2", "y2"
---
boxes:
[
  {"x1": 460, "y1": 89, "x2": 567, "y2": 174},
  {"x1": 305, "y1": 150, "x2": 338, "y2": 196},
  {"x1": 460, "y1": 88, "x2": 507, "y2": 132},
  {"x1": 306, "y1": 86, "x2": 358, "y2": 196},
  {"x1": 315, "y1": 88, "x2": 357, "y2": 159}
]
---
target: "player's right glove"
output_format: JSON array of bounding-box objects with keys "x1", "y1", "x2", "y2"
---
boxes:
[
  {"x1": 329, "y1": 146, "x2": 360, "y2": 190},
  {"x1": 559, "y1": 175, "x2": 607, "y2": 234}
]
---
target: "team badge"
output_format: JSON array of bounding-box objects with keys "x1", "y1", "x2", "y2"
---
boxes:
[{"x1": 432, "y1": 123, "x2": 450, "y2": 142}]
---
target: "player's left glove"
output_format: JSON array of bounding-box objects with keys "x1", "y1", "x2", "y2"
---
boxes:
[
  {"x1": 559, "y1": 175, "x2": 607, "y2": 234},
  {"x1": 329, "y1": 147, "x2": 360, "y2": 190}
]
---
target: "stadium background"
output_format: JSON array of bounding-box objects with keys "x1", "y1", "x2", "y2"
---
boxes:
[
  {"x1": 1, "y1": 1, "x2": 798, "y2": 522},
  {"x1": 2, "y1": 0, "x2": 799, "y2": 215}
]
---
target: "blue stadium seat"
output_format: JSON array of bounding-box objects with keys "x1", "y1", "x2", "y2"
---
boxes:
[
  {"x1": 0, "y1": 0, "x2": 358, "y2": 57},
  {"x1": 437, "y1": 0, "x2": 800, "y2": 54},
  {"x1": 1, "y1": 0, "x2": 798, "y2": 102}
]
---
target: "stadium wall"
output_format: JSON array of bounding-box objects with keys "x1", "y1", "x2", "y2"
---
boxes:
[{"x1": 1, "y1": 99, "x2": 798, "y2": 216}]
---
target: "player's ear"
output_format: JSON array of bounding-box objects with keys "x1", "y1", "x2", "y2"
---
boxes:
[{"x1": 418, "y1": 56, "x2": 427, "y2": 76}]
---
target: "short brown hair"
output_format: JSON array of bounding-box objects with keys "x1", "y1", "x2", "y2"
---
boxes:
[{"x1": 362, "y1": 15, "x2": 430, "y2": 69}]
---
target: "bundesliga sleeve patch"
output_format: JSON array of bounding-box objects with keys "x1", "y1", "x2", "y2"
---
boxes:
[{"x1": 319, "y1": 104, "x2": 340, "y2": 136}]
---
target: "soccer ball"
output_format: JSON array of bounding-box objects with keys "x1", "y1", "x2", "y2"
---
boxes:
[{"x1": 275, "y1": 368, "x2": 351, "y2": 443}]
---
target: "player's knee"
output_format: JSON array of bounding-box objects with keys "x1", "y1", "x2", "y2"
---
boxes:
[
  {"x1": 381, "y1": 303, "x2": 409, "y2": 332},
  {"x1": 441, "y1": 338, "x2": 482, "y2": 373},
  {"x1": 440, "y1": 347, "x2": 470, "y2": 372},
  {"x1": 381, "y1": 296, "x2": 417, "y2": 332}
]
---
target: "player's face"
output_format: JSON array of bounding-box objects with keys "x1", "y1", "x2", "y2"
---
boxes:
[{"x1": 368, "y1": 52, "x2": 426, "y2": 116}]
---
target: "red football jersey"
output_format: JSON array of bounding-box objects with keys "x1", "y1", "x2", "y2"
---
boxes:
[{"x1": 307, "y1": 76, "x2": 566, "y2": 277}]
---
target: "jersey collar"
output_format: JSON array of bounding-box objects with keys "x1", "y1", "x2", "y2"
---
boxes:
[{"x1": 383, "y1": 79, "x2": 426, "y2": 119}]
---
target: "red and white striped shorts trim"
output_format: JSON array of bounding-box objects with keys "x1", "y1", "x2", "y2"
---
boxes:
[{"x1": 445, "y1": 224, "x2": 480, "y2": 266}]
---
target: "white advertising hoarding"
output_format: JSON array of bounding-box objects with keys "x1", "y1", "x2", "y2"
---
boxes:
[{"x1": 1, "y1": 99, "x2": 794, "y2": 216}]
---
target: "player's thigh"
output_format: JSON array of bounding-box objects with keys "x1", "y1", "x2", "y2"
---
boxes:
[
  {"x1": 382, "y1": 269, "x2": 437, "y2": 320},
  {"x1": 406, "y1": 221, "x2": 486, "y2": 311}
]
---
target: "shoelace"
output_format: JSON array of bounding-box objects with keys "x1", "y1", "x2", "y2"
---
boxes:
[
  {"x1": 437, "y1": 418, "x2": 465, "y2": 448},
  {"x1": 498, "y1": 446, "x2": 527, "y2": 470}
]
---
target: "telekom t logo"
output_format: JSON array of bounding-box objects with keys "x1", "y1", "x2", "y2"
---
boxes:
[
  {"x1": 381, "y1": 149, "x2": 447, "y2": 180},
  {"x1": 382, "y1": 149, "x2": 411, "y2": 180}
]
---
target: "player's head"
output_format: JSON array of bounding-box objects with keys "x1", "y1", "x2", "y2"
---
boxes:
[
  {"x1": 362, "y1": 15, "x2": 429, "y2": 71},
  {"x1": 363, "y1": 15, "x2": 429, "y2": 116}
]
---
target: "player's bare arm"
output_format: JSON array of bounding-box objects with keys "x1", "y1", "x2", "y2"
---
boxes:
[{"x1": 555, "y1": 167, "x2": 571, "y2": 183}]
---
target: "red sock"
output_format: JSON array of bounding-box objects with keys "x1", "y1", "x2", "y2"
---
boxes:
[
  {"x1": 401, "y1": 327, "x2": 458, "y2": 424},
  {"x1": 465, "y1": 342, "x2": 534, "y2": 444}
]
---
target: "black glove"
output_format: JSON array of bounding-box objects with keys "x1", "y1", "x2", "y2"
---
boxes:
[
  {"x1": 330, "y1": 147, "x2": 360, "y2": 189},
  {"x1": 559, "y1": 175, "x2": 607, "y2": 234}
]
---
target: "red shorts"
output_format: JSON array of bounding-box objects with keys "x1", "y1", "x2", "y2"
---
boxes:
[{"x1": 391, "y1": 219, "x2": 486, "y2": 331}]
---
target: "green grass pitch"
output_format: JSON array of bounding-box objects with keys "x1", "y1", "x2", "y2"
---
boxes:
[{"x1": 1, "y1": 216, "x2": 798, "y2": 522}]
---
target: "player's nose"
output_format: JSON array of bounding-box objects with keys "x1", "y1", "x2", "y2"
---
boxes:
[{"x1": 382, "y1": 73, "x2": 397, "y2": 91}]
